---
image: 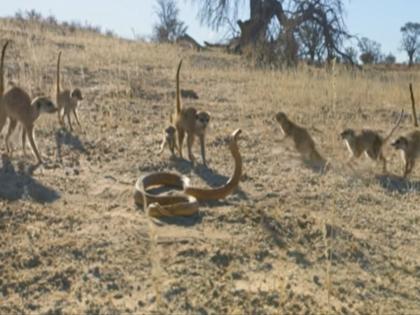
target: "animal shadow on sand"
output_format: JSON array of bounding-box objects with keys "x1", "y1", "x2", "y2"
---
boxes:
[
  {"x1": 55, "y1": 127, "x2": 87, "y2": 161},
  {"x1": 302, "y1": 158, "x2": 329, "y2": 174},
  {"x1": 156, "y1": 211, "x2": 204, "y2": 227},
  {"x1": 376, "y1": 173, "x2": 420, "y2": 194},
  {"x1": 0, "y1": 154, "x2": 60, "y2": 203}
]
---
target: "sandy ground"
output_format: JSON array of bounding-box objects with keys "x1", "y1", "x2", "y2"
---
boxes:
[{"x1": 0, "y1": 19, "x2": 419, "y2": 314}]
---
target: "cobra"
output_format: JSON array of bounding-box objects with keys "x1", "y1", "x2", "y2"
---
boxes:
[{"x1": 133, "y1": 129, "x2": 243, "y2": 217}]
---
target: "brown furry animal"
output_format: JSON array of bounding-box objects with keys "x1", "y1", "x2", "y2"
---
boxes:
[
  {"x1": 391, "y1": 130, "x2": 420, "y2": 177},
  {"x1": 159, "y1": 125, "x2": 178, "y2": 156},
  {"x1": 56, "y1": 51, "x2": 83, "y2": 131},
  {"x1": 172, "y1": 60, "x2": 210, "y2": 166},
  {"x1": 275, "y1": 112, "x2": 326, "y2": 166},
  {"x1": 0, "y1": 41, "x2": 57, "y2": 165},
  {"x1": 340, "y1": 110, "x2": 403, "y2": 172}
]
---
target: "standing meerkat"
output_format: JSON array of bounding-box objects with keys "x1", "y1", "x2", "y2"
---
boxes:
[
  {"x1": 172, "y1": 59, "x2": 210, "y2": 166},
  {"x1": 391, "y1": 130, "x2": 420, "y2": 177},
  {"x1": 275, "y1": 112, "x2": 326, "y2": 166},
  {"x1": 159, "y1": 125, "x2": 178, "y2": 156},
  {"x1": 340, "y1": 110, "x2": 403, "y2": 172},
  {"x1": 56, "y1": 51, "x2": 83, "y2": 131},
  {"x1": 0, "y1": 40, "x2": 57, "y2": 165}
]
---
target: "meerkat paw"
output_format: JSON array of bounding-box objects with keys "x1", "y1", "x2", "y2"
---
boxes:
[{"x1": 189, "y1": 156, "x2": 196, "y2": 165}]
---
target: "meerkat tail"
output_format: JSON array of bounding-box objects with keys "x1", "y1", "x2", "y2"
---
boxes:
[
  {"x1": 176, "y1": 59, "x2": 183, "y2": 114},
  {"x1": 0, "y1": 41, "x2": 9, "y2": 97},
  {"x1": 56, "y1": 51, "x2": 62, "y2": 100},
  {"x1": 383, "y1": 109, "x2": 404, "y2": 143}
]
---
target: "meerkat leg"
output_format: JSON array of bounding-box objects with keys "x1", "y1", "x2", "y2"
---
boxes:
[
  {"x1": 26, "y1": 125, "x2": 42, "y2": 164},
  {"x1": 57, "y1": 108, "x2": 63, "y2": 125},
  {"x1": 403, "y1": 160, "x2": 412, "y2": 178},
  {"x1": 0, "y1": 112, "x2": 6, "y2": 135},
  {"x1": 403, "y1": 163, "x2": 409, "y2": 178},
  {"x1": 407, "y1": 160, "x2": 415, "y2": 177},
  {"x1": 5, "y1": 119, "x2": 17, "y2": 155},
  {"x1": 177, "y1": 128, "x2": 185, "y2": 158},
  {"x1": 158, "y1": 135, "x2": 167, "y2": 154},
  {"x1": 0, "y1": 114, "x2": 6, "y2": 148},
  {"x1": 22, "y1": 129, "x2": 27, "y2": 156},
  {"x1": 378, "y1": 153, "x2": 387, "y2": 173},
  {"x1": 72, "y1": 108, "x2": 81, "y2": 127},
  {"x1": 186, "y1": 132, "x2": 195, "y2": 164},
  {"x1": 66, "y1": 111, "x2": 74, "y2": 131},
  {"x1": 59, "y1": 106, "x2": 67, "y2": 127},
  {"x1": 170, "y1": 139, "x2": 178, "y2": 156},
  {"x1": 169, "y1": 144, "x2": 175, "y2": 156},
  {"x1": 402, "y1": 160, "x2": 408, "y2": 178},
  {"x1": 199, "y1": 134, "x2": 206, "y2": 166}
]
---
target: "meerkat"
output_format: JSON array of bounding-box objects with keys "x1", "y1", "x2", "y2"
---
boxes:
[
  {"x1": 172, "y1": 59, "x2": 210, "y2": 166},
  {"x1": 275, "y1": 112, "x2": 326, "y2": 166},
  {"x1": 56, "y1": 51, "x2": 83, "y2": 131},
  {"x1": 340, "y1": 110, "x2": 403, "y2": 172},
  {"x1": 391, "y1": 130, "x2": 420, "y2": 177},
  {"x1": 159, "y1": 125, "x2": 178, "y2": 156},
  {"x1": 0, "y1": 40, "x2": 57, "y2": 165}
]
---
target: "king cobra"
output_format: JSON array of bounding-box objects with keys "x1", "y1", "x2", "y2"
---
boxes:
[{"x1": 133, "y1": 129, "x2": 243, "y2": 217}]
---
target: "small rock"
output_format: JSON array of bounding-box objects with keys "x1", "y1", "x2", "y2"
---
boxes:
[
  {"x1": 114, "y1": 293, "x2": 123, "y2": 299},
  {"x1": 92, "y1": 267, "x2": 100, "y2": 278},
  {"x1": 313, "y1": 275, "x2": 321, "y2": 286}
]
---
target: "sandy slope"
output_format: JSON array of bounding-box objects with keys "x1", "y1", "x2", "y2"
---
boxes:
[{"x1": 0, "y1": 19, "x2": 419, "y2": 314}]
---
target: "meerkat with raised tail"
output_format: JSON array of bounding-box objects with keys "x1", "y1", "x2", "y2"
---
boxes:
[
  {"x1": 340, "y1": 110, "x2": 403, "y2": 172},
  {"x1": 172, "y1": 59, "x2": 210, "y2": 166},
  {"x1": 0, "y1": 40, "x2": 57, "y2": 165},
  {"x1": 56, "y1": 51, "x2": 83, "y2": 131}
]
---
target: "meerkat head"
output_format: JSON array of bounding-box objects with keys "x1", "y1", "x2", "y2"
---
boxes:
[
  {"x1": 32, "y1": 96, "x2": 57, "y2": 114},
  {"x1": 196, "y1": 111, "x2": 210, "y2": 130},
  {"x1": 275, "y1": 112, "x2": 288, "y2": 124},
  {"x1": 71, "y1": 88, "x2": 83, "y2": 101},
  {"x1": 391, "y1": 136, "x2": 409, "y2": 151},
  {"x1": 275, "y1": 112, "x2": 292, "y2": 134},
  {"x1": 340, "y1": 129, "x2": 356, "y2": 141},
  {"x1": 165, "y1": 125, "x2": 176, "y2": 136}
]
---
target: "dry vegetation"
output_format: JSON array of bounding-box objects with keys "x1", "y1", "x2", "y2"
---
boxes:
[{"x1": 0, "y1": 17, "x2": 420, "y2": 314}]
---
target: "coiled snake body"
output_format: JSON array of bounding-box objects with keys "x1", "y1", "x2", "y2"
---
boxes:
[{"x1": 133, "y1": 129, "x2": 242, "y2": 217}]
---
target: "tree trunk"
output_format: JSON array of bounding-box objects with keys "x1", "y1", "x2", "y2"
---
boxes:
[
  {"x1": 237, "y1": 0, "x2": 282, "y2": 50},
  {"x1": 408, "y1": 50, "x2": 414, "y2": 67},
  {"x1": 309, "y1": 50, "x2": 316, "y2": 64},
  {"x1": 233, "y1": 0, "x2": 346, "y2": 67},
  {"x1": 250, "y1": 0, "x2": 262, "y2": 19}
]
